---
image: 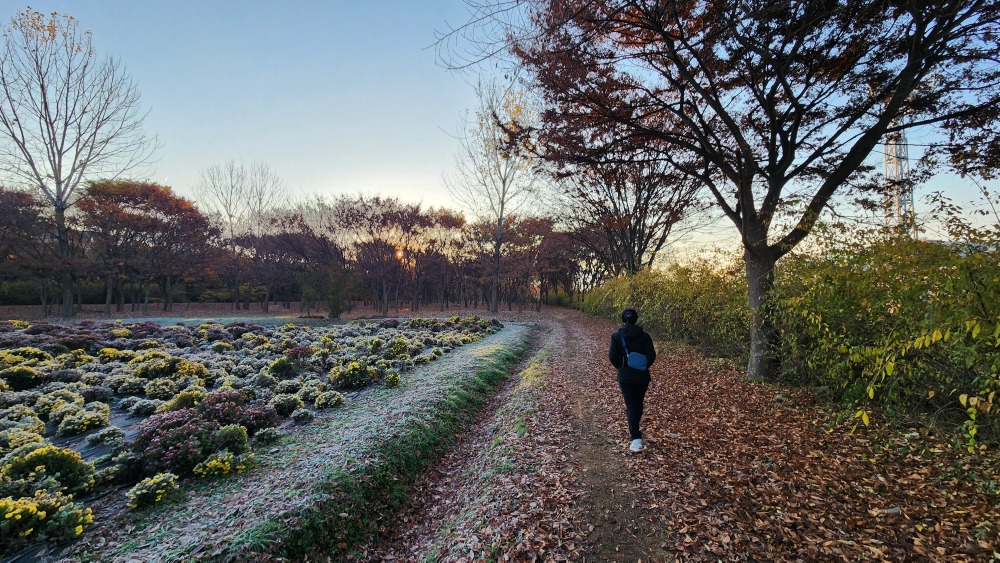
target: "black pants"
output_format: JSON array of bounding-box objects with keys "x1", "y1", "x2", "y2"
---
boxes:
[{"x1": 618, "y1": 379, "x2": 649, "y2": 440}]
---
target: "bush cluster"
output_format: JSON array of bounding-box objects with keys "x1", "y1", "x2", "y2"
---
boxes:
[
  {"x1": 125, "y1": 472, "x2": 179, "y2": 509},
  {"x1": 581, "y1": 263, "x2": 750, "y2": 358},
  {"x1": 329, "y1": 361, "x2": 378, "y2": 390},
  {"x1": 314, "y1": 391, "x2": 344, "y2": 409},
  {"x1": 0, "y1": 314, "x2": 507, "y2": 554}
]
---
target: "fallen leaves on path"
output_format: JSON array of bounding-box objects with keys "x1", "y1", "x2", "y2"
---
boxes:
[
  {"x1": 527, "y1": 309, "x2": 997, "y2": 560},
  {"x1": 348, "y1": 308, "x2": 999, "y2": 561},
  {"x1": 599, "y1": 338, "x2": 999, "y2": 561}
]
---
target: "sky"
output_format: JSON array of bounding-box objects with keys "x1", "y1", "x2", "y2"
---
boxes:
[
  {"x1": 2, "y1": 0, "x2": 484, "y2": 209},
  {"x1": 0, "y1": 0, "x2": 991, "y2": 252}
]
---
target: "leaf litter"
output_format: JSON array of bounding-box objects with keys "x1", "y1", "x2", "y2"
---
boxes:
[{"x1": 358, "y1": 308, "x2": 998, "y2": 561}]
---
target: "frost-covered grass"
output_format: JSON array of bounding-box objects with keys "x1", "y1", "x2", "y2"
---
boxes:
[
  {"x1": 66, "y1": 322, "x2": 532, "y2": 561},
  {"x1": 427, "y1": 346, "x2": 553, "y2": 559}
]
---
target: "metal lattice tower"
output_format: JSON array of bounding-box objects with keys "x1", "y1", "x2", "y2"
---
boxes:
[{"x1": 883, "y1": 119, "x2": 917, "y2": 238}]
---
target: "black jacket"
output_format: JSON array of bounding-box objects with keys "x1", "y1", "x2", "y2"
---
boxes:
[{"x1": 609, "y1": 323, "x2": 656, "y2": 383}]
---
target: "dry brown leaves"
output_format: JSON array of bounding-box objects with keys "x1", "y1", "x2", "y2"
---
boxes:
[
  {"x1": 554, "y1": 309, "x2": 999, "y2": 561},
  {"x1": 431, "y1": 308, "x2": 999, "y2": 561}
]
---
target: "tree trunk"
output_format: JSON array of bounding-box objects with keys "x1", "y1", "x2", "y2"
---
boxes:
[
  {"x1": 104, "y1": 274, "x2": 113, "y2": 317},
  {"x1": 164, "y1": 274, "x2": 173, "y2": 312},
  {"x1": 490, "y1": 218, "x2": 502, "y2": 313},
  {"x1": 744, "y1": 249, "x2": 781, "y2": 381},
  {"x1": 116, "y1": 278, "x2": 125, "y2": 312},
  {"x1": 381, "y1": 281, "x2": 389, "y2": 317},
  {"x1": 262, "y1": 285, "x2": 271, "y2": 313},
  {"x1": 54, "y1": 208, "x2": 75, "y2": 317}
]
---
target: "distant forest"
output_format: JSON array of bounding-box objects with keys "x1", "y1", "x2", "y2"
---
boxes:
[{"x1": 0, "y1": 182, "x2": 606, "y2": 317}]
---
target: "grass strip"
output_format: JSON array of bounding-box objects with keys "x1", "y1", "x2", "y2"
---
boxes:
[{"x1": 223, "y1": 326, "x2": 535, "y2": 560}]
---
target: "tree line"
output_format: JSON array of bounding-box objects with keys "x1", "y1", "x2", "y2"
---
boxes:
[{"x1": 0, "y1": 178, "x2": 590, "y2": 317}]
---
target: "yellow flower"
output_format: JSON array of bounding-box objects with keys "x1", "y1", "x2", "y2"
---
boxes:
[{"x1": 74, "y1": 525, "x2": 83, "y2": 535}]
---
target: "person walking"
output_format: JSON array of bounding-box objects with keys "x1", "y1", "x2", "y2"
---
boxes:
[{"x1": 609, "y1": 308, "x2": 656, "y2": 452}]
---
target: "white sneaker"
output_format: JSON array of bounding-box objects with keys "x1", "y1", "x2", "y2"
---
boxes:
[{"x1": 629, "y1": 438, "x2": 644, "y2": 452}]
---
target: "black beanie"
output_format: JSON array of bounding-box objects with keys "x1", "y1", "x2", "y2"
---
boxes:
[{"x1": 621, "y1": 309, "x2": 638, "y2": 324}]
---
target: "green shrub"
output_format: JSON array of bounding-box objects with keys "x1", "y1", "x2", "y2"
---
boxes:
[
  {"x1": 773, "y1": 235, "x2": 1000, "y2": 446},
  {"x1": 131, "y1": 353, "x2": 183, "y2": 379},
  {"x1": 144, "y1": 377, "x2": 179, "y2": 400},
  {"x1": 110, "y1": 327, "x2": 132, "y2": 339},
  {"x1": 0, "y1": 365, "x2": 47, "y2": 391},
  {"x1": 55, "y1": 350, "x2": 96, "y2": 368},
  {"x1": 0, "y1": 404, "x2": 36, "y2": 423},
  {"x1": 126, "y1": 472, "x2": 180, "y2": 509},
  {"x1": 212, "y1": 424, "x2": 250, "y2": 454},
  {"x1": 329, "y1": 361, "x2": 377, "y2": 390},
  {"x1": 268, "y1": 356, "x2": 296, "y2": 378},
  {"x1": 111, "y1": 451, "x2": 144, "y2": 484},
  {"x1": 128, "y1": 399, "x2": 164, "y2": 416},
  {"x1": 0, "y1": 428, "x2": 43, "y2": 457},
  {"x1": 48, "y1": 402, "x2": 84, "y2": 426},
  {"x1": 270, "y1": 393, "x2": 304, "y2": 416},
  {"x1": 33, "y1": 490, "x2": 93, "y2": 539},
  {"x1": 6, "y1": 347, "x2": 52, "y2": 362},
  {"x1": 35, "y1": 390, "x2": 85, "y2": 417},
  {"x1": 291, "y1": 408, "x2": 314, "y2": 424},
  {"x1": 56, "y1": 407, "x2": 110, "y2": 436},
  {"x1": 0, "y1": 490, "x2": 93, "y2": 546},
  {"x1": 249, "y1": 372, "x2": 278, "y2": 389},
  {"x1": 193, "y1": 451, "x2": 256, "y2": 478},
  {"x1": 98, "y1": 347, "x2": 134, "y2": 363},
  {"x1": 275, "y1": 378, "x2": 303, "y2": 394},
  {"x1": 297, "y1": 379, "x2": 326, "y2": 402},
  {"x1": 85, "y1": 426, "x2": 125, "y2": 446},
  {"x1": 177, "y1": 360, "x2": 212, "y2": 385},
  {"x1": 581, "y1": 263, "x2": 750, "y2": 358},
  {"x1": 1, "y1": 444, "x2": 95, "y2": 495},
  {"x1": 383, "y1": 370, "x2": 401, "y2": 388},
  {"x1": 0, "y1": 414, "x2": 44, "y2": 436},
  {"x1": 114, "y1": 376, "x2": 146, "y2": 395},
  {"x1": 157, "y1": 389, "x2": 204, "y2": 413},
  {"x1": 252, "y1": 427, "x2": 280, "y2": 445},
  {"x1": 314, "y1": 391, "x2": 344, "y2": 409}
]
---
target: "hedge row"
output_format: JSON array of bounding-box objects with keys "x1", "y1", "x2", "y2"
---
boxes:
[{"x1": 581, "y1": 238, "x2": 999, "y2": 445}]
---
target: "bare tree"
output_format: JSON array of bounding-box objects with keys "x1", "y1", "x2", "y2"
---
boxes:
[
  {"x1": 556, "y1": 156, "x2": 704, "y2": 276},
  {"x1": 0, "y1": 9, "x2": 155, "y2": 316},
  {"x1": 197, "y1": 160, "x2": 285, "y2": 310},
  {"x1": 445, "y1": 81, "x2": 537, "y2": 312}
]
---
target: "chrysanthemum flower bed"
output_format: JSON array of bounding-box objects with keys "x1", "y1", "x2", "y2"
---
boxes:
[{"x1": 0, "y1": 315, "x2": 505, "y2": 557}]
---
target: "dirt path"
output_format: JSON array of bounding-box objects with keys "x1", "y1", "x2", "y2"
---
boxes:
[
  {"x1": 353, "y1": 309, "x2": 673, "y2": 562},
  {"x1": 354, "y1": 307, "x2": 999, "y2": 561},
  {"x1": 554, "y1": 312, "x2": 675, "y2": 562}
]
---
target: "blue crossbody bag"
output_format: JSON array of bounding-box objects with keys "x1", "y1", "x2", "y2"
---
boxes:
[{"x1": 621, "y1": 336, "x2": 648, "y2": 371}]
